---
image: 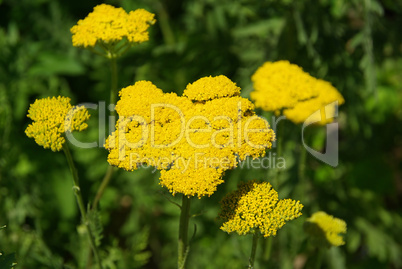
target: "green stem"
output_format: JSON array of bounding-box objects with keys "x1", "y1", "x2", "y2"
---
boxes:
[
  {"x1": 116, "y1": 42, "x2": 132, "y2": 58},
  {"x1": 155, "y1": 1, "x2": 176, "y2": 45},
  {"x1": 89, "y1": 47, "x2": 108, "y2": 58},
  {"x1": 315, "y1": 246, "x2": 324, "y2": 269},
  {"x1": 62, "y1": 143, "x2": 103, "y2": 269},
  {"x1": 262, "y1": 236, "x2": 273, "y2": 262},
  {"x1": 298, "y1": 145, "x2": 306, "y2": 181},
  {"x1": 298, "y1": 144, "x2": 307, "y2": 202},
  {"x1": 92, "y1": 166, "x2": 114, "y2": 210},
  {"x1": 363, "y1": 0, "x2": 377, "y2": 96},
  {"x1": 297, "y1": 125, "x2": 310, "y2": 205},
  {"x1": 248, "y1": 233, "x2": 259, "y2": 268},
  {"x1": 273, "y1": 120, "x2": 284, "y2": 189},
  {"x1": 178, "y1": 195, "x2": 191, "y2": 269},
  {"x1": 109, "y1": 56, "x2": 118, "y2": 112},
  {"x1": 92, "y1": 55, "x2": 118, "y2": 210}
]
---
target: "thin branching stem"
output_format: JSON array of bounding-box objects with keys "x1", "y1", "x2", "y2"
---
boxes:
[
  {"x1": 62, "y1": 143, "x2": 103, "y2": 269},
  {"x1": 178, "y1": 195, "x2": 191, "y2": 269},
  {"x1": 92, "y1": 53, "x2": 118, "y2": 210},
  {"x1": 92, "y1": 166, "x2": 115, "y2": 210},
  {"x1": 248, "y1": 233, "x2": 260, "y2": 268}
]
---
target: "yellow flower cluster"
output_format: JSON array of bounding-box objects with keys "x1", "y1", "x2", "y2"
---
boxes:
[
  {"x1": 219, "y1": 180, "x2": 303, "y2": 237},
  {"x1": 305, "y1": 211, "x2": 347, "y2": 247},
  {"x1": 25, "y1": 96, "x2": 90, "y2": 152},
  {"x1": 183, "y1": 75, "x2": 241, "y2": 101},
  {"x1": 105, "y1": 76, "x2": 275, "y2": 197},
  {"x1": 251, "y1": 61, "x2": 344, "y2": 125},
  {"x1": 70, "y1": 4, "x2": 156, "y2": 48}
]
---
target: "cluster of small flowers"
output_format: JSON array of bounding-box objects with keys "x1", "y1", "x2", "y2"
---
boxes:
[
  {"x1": 24, "y1": 3, "x2": 348, "y2": 244},
  {"x1": 304, "y1": 211, "x2": 347, "y2": 247},
  {"x1": 105, "y1": 76, "x2": 275, "y2": 197},
  {"x1": 251, "y1": 60, "x2": 345, "y2": 125},
  {"x1": 219, "y1": 180, "x2": 303, "y2": 237},
  {"x1": 25, "y1": 96, "x2": 90, "y2": 152},
  {"x1": 70, "y1": 4, "x2": 156, "y2": 48}
]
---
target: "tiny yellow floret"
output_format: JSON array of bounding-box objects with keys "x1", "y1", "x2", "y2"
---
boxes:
[
  {"x1": 305, "y1": 211, "x2": 347, "y2": 247},
  {"x1": 251, "y1": 61, "x2": 344, "y2": 125},
  {"x1": 70, "y1": 4, "x2": 156, "y2": 48},
  {"x1": 25, "y1": 96, "x2": 90, "y2": 152},
  {"x1": 219, "y1": 180, "x2": 303, "y2": 237}
]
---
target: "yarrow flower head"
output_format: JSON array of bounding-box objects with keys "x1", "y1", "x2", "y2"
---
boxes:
[
  {"x1": 251, "y1": 60, "x2": 344, "y2": 125},
  {"x1": 70, "y1": 4, "x2": 156, "y2": 49},
  {"x1": 304, "y1": 211, "x2": 347, "y2": 247},
  {"x1": 25, "y1": 96, "x2": 90, "y2": 152},
  {"x1": 183, "y1": 75, "x2": 241, "y2": 101},
  {"x1": 105, "y1": 76, "x2": 275, "y2": 198},
  {"x1": 219, "y1": 180, "x2": 303, "y2": 237}
]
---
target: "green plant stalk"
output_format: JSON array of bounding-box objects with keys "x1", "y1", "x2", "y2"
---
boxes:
[
  {"x1": 262, "y1": 236, "x2": 273, "y2": 262},
  {"x1": 298, "y1": 143, "x2": 307, "y2": 202},
  {"x1": 272, "y1": 120, "x2": 284, "y2": 190},
  {"x1": 178, "y1": 195, "x2": 191, "y2": 269},
  {"x1": 298, "y1": 144, "x2": 306, "y2": 181},
  {"x1": 92, "y1": 166, "x2": 114, "y2": 210},
  {"x1": 248, "y1": 233, "x2": 260, "y2": 268},
  {"x1": 155, "y1": 1, "x2": 176, "y2": 45},
  {"x1": 92, "y1": 55, "x2": 118, "y2": 210},
  {"x1": 62, "y1": 143, "x2": 103, "y2": 269},
  {"x1": 109, "y1": 56, "x2": 118, "y2": 112},
  {"x1": 314, "y1": 246, "x2": 324, "y2": 269},
  {"x1": 363, "y1": 0, "x2": 377, "y2": 96},
  {"x1": 297, "y1": 127, "x2": 311, "y2": 204}
]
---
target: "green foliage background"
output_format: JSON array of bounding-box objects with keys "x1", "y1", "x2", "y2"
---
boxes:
[{"x1": 1, "y1": 0, "x2": 401, "y2": 268}]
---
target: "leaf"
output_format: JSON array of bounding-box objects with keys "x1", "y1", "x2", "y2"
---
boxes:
[
  {"x1": 346, "y1": 230, "x2": 361, "y2": 253},
  {"x1": 133, "y1": 227, "x2": 152, "y2": 268},
  {"x1": 348, "y1": 32, "x2": 365, "y2": 51},
  {"x1": 355, "y1": 218, "x2": 402, "y2": 265},
  {"x1": 87, "y1": 209, "x2": 104, "y2": 247},
  {"x1": 368, "y1": 0, "x2": 384, "y2": 15}
]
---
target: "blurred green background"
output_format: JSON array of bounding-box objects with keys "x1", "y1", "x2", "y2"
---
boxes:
[{"x1": 1, "y1": 0, "x2": 401, "y2": 268}]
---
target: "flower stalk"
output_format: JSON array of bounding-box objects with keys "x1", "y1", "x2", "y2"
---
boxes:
[
  {"x1": 62, "y1": 143, "x2": 103, "y2": 269},
  {"x1": 262, "y1": 236, "x2": 273, "y2": 262},
  {"x1": 298, "y1": 143, "x2": 307, "y2": 202},
  {"x1": 109, "y1": 55, "x2": 118, "y2": 111},
  {"x1": 248, "y1": 232, "x2": 260, "y2": 268},
  {"x1": 273, "y1": 118, "x2": 284, "y2": 189},
  {"x1": 92, "y1": 53, "x2": 118, "y2": 210},
  {"x1": 314, "y1": 247, "x2": 324, "y2": 269},
  {"x1": 92, "y1": 165, "x2": 114, "y2": 210},
  {"x1": 178, "y1": 195, "x2": 191, "y2": 269}
]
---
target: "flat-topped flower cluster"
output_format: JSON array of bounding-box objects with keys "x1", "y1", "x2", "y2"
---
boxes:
[
  {"x1": 305, "y1": 211, "x2": 347, "y2": 247},
  {"x1": 251, "y1": 60, "x2": 344, "y2": 125},
  {"x1": 25, "y1": 96, "x2": 90, "y2": 152},
  {"x1": 219, "y1": 180, "x2": 303, "y2": 237},
  {"x1": 71, "y1": 4, "x2": 156, "y2": 48},
  {"x1": 105, "y1": 75, "x2": 275, "y2": 197}
]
